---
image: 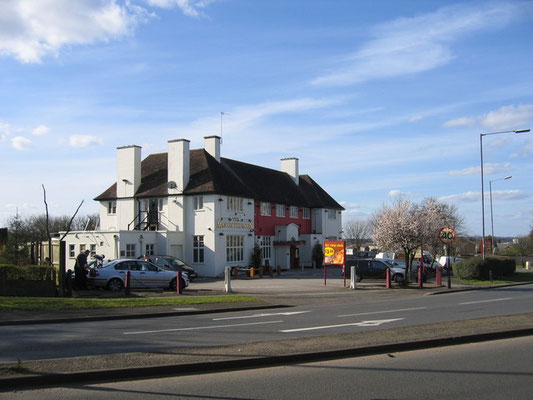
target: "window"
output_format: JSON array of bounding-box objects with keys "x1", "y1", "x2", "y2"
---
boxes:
[
  {"x1": 328, "y1": 209, "x2": 337, "y2": 220},
  {"x1": 145, "y1": 243, "x2": 154, "y2": 256},
  {"x1": 193, "y1": 235, "x2": 204, "y2": 263},
  {"x1": 69, "y1": 244, "x2": 75, "y2": 258},
  {"x1": 276, "y1": 204, "x2": 285, "y2": 217},
  {"x1": 107, "y1": 201, "x2": 116, "y2": 215},
  {"x1": 303, "y1": 208, "x2": 310, "y2": 219},
  {"x1": 80, "y1": 244, "x2": 86, "y2": 253},
  {"x1": 226, "y1": 235, "x2": 244, "y2": 262},
  {"x1": 227, "y1": 197, "x2": 243, "y2": 212},
  {"x1": 125, "y1": 244, "x2": 136, "y2": 258},
  {"x1": 290, "y1": 206, "x2": 299, "y2": 218},
  {"x1": 158, "y1": 199, "x2": 164, "y2": 212},
  {"x1": 193, "y1": 196, "x2": 204, "y2": 210},
  {"x1": 261, "y1": 202, "x2": 271, "y2": 216},
  {"x1": 259, "y1": 236, "x2": 272, "y2": 260},
  {"x1": 90, "y1": 244, "x2": 96, "y2": 257}
]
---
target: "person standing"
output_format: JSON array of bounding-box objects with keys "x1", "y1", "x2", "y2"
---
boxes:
[{"x1": 75, "y1": 249, "x2": 90, "y2": 289}]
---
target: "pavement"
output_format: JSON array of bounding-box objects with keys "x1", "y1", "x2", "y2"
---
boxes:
[{"x1": 1, "y1": 268, "x2": 533, "y2": 390}]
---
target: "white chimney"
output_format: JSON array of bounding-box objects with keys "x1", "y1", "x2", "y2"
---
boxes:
[
  {"x1": 204, "y1": 135, "x2": 221, "y2": 162},
  {"x1": 168, "y1": 139, "x2": 190, "y2": 194},
  {"x1": 281, "y1": 157, "x2": 299, "y2": 185},
  {"x1": 117, "y1": 145, "x2": 141, "y2": 198}
]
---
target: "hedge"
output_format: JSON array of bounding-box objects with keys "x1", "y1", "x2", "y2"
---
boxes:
[
  {"x1": 0, "y1": 264, "x2": 56, "y2": 281},
  {"x1": 453, "y1": 256, "x2": 516, "y2": 280}
]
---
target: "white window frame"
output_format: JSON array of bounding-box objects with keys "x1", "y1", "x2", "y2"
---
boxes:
[
  {"x1": 276, "y1": 204, "x2": 285, "y2": 217},
  {"x1": 193, "y1": 196, "x2": 204, "y2": 211},
  {"x1": 69, "y1": 244, "x2": 75, "y2": 258},
  {"x1": 261, "y1": 202, "x2": 271, "y2": 216},
  {"x1": 107, "y1": 201, "x2": 116, "y2": 215},
  {"x1": 328, "y1": 209, "x2": 337, "y2": 220},
  {"x1": 125, "y1": 244, "x2": 136, "y2": 258},
  {"x1": 303, "y1": 208, "x2": 310, "y2": 219},
  {"x1": 193, "y1": 235, "x2": 205, "y2": 263},
  {"x1": 79, "y1": 244, "x2": 86, "y2": 253},
  {"x1": 90, "y1": 244, "x2": 96, "y2": 257},
  {"x1": 227, "y1": 197, "x2": 243, "y2": 212},
  {"x1": 290, "y1": 206, "x2": 299, "y2": 218},
  {"x1": 259, "y1": 236, "x2": 272, "y2": 260},
  {"x1": 226, "y1": 235, "x2": 244, "y2": 263},
  {"x1": 145, "y1": 243, "x2": 155, "y2": 256}
]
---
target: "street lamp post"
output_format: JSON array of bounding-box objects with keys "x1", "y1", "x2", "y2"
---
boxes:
[
  {"x1": 489, "y1": 176, "x2": 512, "y2": 254},
  {"x1": 480, "y1": 129, "x2": 530, "y2": 259}
]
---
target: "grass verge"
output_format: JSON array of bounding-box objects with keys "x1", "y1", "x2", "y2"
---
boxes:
[
  {"x1": 0, "y1": 295, "x2": 259, "y2": 311},
  {"x1": 456, "y1": 271, "x2": 533, "y2": 286}
]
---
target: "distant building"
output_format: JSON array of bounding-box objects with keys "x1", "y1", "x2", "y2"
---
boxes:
[{"x1": 62, "y1": 136, "x2": 343, "y2": 277}]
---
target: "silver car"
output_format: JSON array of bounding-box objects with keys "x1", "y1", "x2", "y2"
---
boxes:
[{"x1": 88, "y1": 259, "x2": 189, "y2": 291}]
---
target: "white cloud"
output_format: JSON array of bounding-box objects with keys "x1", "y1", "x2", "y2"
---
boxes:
[
  {"x1": 11, "y1": 136, "x2": 32, "y2": 151},
  {"x1": 480, "y1": 104, "x2": 533, "y2": 130},
  {"x1": 443, "y1": 117, "x2": 476, "y2": 128},
  {"x1": 408, "y1": 114, "x2": 423, "y2": 123},
  {"x1": 69, "y1": 135, "x2": 104, "y2": 148},
  {"x1": 144, "y1": 0, "x2": 216, "y2": 17},
  {"x1": 311, "y1": 2, "x2": 521, "y2": 86},
  {"x1": 32, "y1": 125, "x2": 50, "y2": 136},
  {"x1": 388, "y1": 190, "x2": 402, "y2": 197},
  {"x1": 439, "y1": 189, "x2": 527, "y2": 203},
  {"x1": 444, "y1": 104, "x2": 533, "y2": 130},
  {"x1": 448, "y1": 162, "x2": 511, "y2": 176},
  {"x1": 0, "y1": 0, "x2": 152, "y2": 63}
]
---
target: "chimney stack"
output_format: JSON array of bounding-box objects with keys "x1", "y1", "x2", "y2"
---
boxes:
[
  {"x1": 168, "y1": 139, "x2": 190, "y2": 194},
  {"x1": 204, "y1": 135, "x2": 221, "y2": 162},
  {"x1": 281, "y1": 157, "x2": 299, "y2": 185},
  {"x1": 117, "y1": 145, "x2": 141, "y2": 198}
]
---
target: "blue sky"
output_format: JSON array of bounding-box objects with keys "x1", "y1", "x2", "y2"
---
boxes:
[{"x1": 1, "y1": 0, "x2": 532, "y2": 237}]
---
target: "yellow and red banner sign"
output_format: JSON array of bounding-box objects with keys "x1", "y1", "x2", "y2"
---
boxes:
[{"x1": 324, "y1": 240, "x2": 346, "y2": 265}]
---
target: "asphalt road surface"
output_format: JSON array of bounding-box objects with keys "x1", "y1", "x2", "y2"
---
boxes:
[
  {"x1": 3, "y1": 336, "x2": 533, "y2": 399},
  {"x1": 1, "y1": 283, "x2": 532, "y2": 362}
]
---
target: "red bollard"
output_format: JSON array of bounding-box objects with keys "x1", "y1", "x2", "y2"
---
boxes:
[
  {"x1": 436, "y1": 267, "x2": 442, "y2": 286},
  {"x1": 177, "y1": 271, "x2": 182, "y2": 295},
  {"x1": 418, "y1": 267, "x2": 423, "y2": 288},
  {"x1": 386, "y1": 267, "x2": 391, "y2": 288},
  {"x1": 125, "y1": 270, "x2": 131, "y2": 295}
]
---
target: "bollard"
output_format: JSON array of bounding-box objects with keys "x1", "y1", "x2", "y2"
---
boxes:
[
  {"x1": 526, "y1": 261, "x2": 530, "y2": 270},
  {"x1": 350, "y1": 266, "x2": 356, "y2": 289},
  {"x1": 232, "y1": 267, "x2": 238, "y2": 278},
  {"x1": 177, "y1": 271, "x2": 182, "y2": 294},
  {"x1": 249, "y1": 267, "x2": 255, "y2": 278},
  {"x1": 436, "y1": 267, "x2": 442, "y2": 286},
  {"x1": 417, "y1": 267, "x2": 423, "y2": 288},
  {"x1": 269, "y1": 266, "x2": 273, "y2": 277},
  {"x1": 66, "y1": 270, "x2": 73, "y2": 297},
  {"x1": 224, "y1": 267, "x2": 232, "y2": 293},
  {"x1": 277, "y1": 265, "x2": 281, "y2": 276},
  {"x1": 343, "y1": 265, "x2": 346, "y2": 288},
  {"x1": 125, "y1": 270, "x2": 131, "y2": 295},
  {"x1": 259, "y1": 266, "x2": 264, "y2": 278},
  {"x1": 386, "y1": 267, "x2": 391, "y2": 289},
  {"x1": 489, "y1": 270, "x2": 493, "y2": 284}
]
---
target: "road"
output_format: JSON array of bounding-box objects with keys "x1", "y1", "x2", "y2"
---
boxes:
[
  {"x1": 3, "y1": 336, "x2": 533, "y2": 399},
  {"x1": 1, "y1": 284, "x2": 532, "y2": 362}
]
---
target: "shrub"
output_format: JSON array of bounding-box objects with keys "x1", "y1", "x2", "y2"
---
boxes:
[
  {"x1": 453, "y1": 256, "x2": 516, "y2": 280},
  {"x1": 0, "y1": 264, "x2": 56, "y2": 280}
]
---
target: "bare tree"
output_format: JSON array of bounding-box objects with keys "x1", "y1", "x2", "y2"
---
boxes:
[{"x1": 343, "y1": 219, "x2": 370, "y2": 251}]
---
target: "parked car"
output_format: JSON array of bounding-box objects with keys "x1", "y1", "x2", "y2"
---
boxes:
[
  {"x1": 148, "y1": 256, "x2": 198, "y2": 280},
  {"x1": 342, "y1": 258, "x2": 405, "y2": 283},
  {"x1": 88, "y1": 259, "x2": 189, "y2": 291}
]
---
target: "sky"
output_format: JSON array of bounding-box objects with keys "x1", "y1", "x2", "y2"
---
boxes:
[{"x1": 1, "y1": 0, "x2": 532, "y2": 238}]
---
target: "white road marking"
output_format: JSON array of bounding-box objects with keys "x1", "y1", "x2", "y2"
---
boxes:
[
  {"x1": 280, "y1": 318, "x2": 404, "y2": 333},
  {"x1": 124, "y1": 320, "x2": 283, "y2": 335},
  {"x1": 213, "y1": 311, "x2": 310, "y2": 321},
  {"x1": 338, "y1": 307, "x2": 426, "y2": 318},
  {"x1": 459, "y1": 297, "x2": 512, "y2": 305}
]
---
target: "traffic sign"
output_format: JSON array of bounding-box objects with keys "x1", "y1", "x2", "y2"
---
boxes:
[{"x1": 439, "y1": 226, "x2": 456, "y2": 244}]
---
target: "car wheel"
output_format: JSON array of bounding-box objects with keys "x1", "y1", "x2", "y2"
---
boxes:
[
  {"x1": 170, "y1": 278, "x2": 177, "y2": 291},
  {"x1": 107, "y1": 278, "x2": 124, "y2": 292},
  {"x1": 394, "y1": 274, "x2": 404, "y2": 284}
]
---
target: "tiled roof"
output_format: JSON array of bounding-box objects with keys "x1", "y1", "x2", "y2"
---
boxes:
[{"x1": 94, "y1": 149, "x2": 343, "y2": 210}]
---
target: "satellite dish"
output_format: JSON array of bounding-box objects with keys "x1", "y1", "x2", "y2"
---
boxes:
[{"x1": 168, "y1": 181, "x2": 177, "y2": 189}]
